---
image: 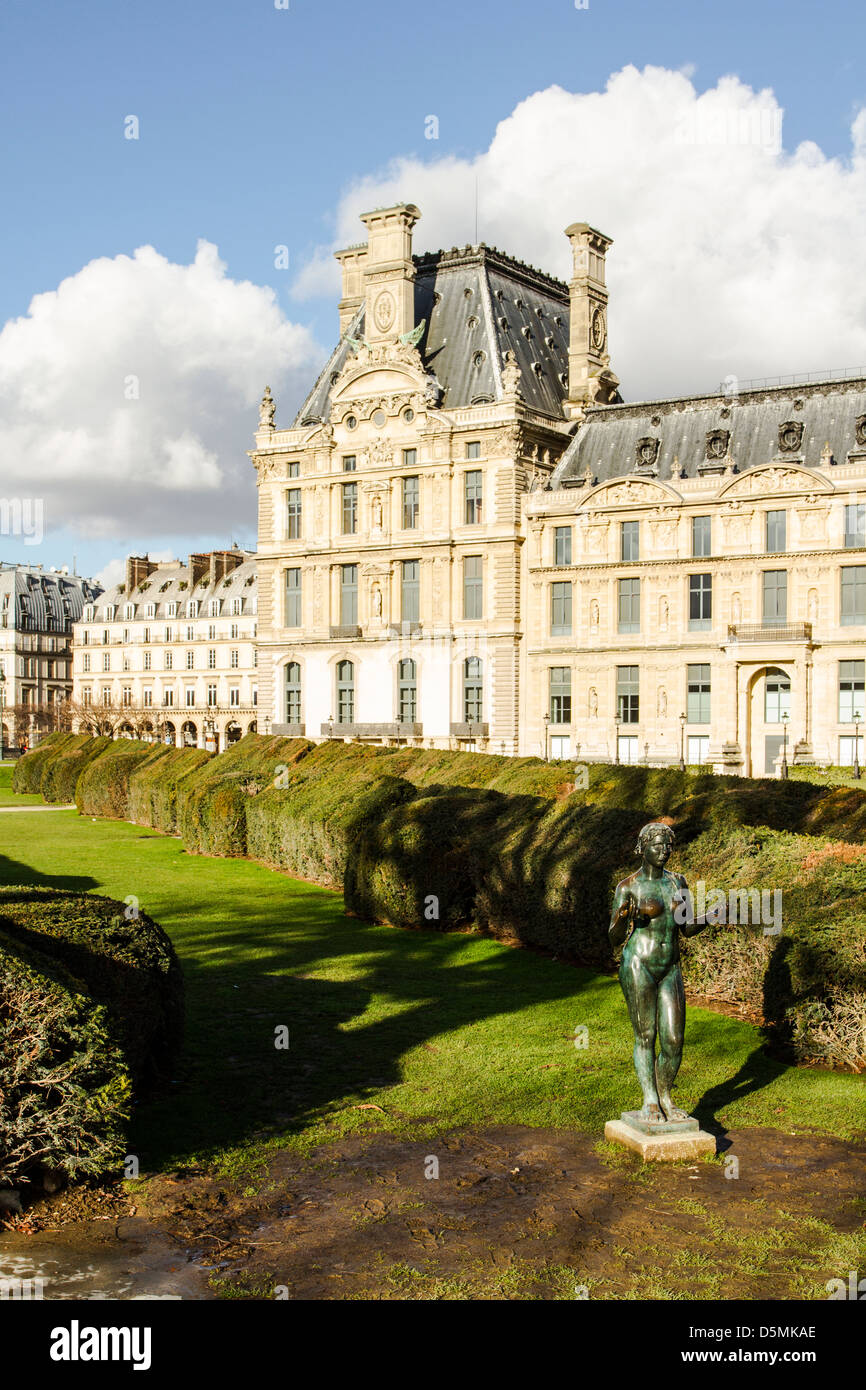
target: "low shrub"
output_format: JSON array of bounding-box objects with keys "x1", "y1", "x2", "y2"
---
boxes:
[{"x1": 0, "y1": 886, "x2": 183, "y2": 1184}]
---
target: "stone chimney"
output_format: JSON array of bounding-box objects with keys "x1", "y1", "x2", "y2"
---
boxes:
[
  {"x1": 125, "y1": 555, "x2": 157, "y2": 594},
  {"x1": 209, "y1": 549, "x2": 245, "y2": 586},
  {"x1": 334, "y1": 243, "x2": 369, "y2": 336},
  {"x1": 334, "y1": 204, "x2": 421, "y2": 346},
  {"x1": 564, "y1": 223, "x2": 619, "y2": 413},
  {"x1": 188, "y1": 552, "x2": 210, "y2": 590}
]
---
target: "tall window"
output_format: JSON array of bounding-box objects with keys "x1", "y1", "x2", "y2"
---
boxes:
[
  {"x1": 841, "y1": 566, "x2": 866, "y2": 625},
  {"x1": 186, "y1": 650, "x2": 194, "y2": 669},
  {"x1": 764, "y1": 669, "x2": 791, "y2": 722},
  {"x1": 286, "y1": 488, "x2": 302, "y2": 540},
  {"x1": 766, "y1": 509, "x2": 787, "y2": 553},
  {"x1": 463, "y1": 556, "x2": 483, "y2": 619},
  {"x1": 465, "y1": 470, "x2": 483, "y2": 524},
  {"x1": 689, "y1": 573, "x2": 712, "y2": 630},
  {"x1": 342, "y1": 481, "x2": 358, "y2": 535},
  {"x1": 403, "y1": 448, "x2": 417, "y2": 468},
  {"x1": 207, "y1": 684, "x2": 217, "y2": 707},
  {"x1": 692, "y1": 515, "x2": 711, "y2": 557},
  {"x1": 617, "y1": 666, "x2": 639, "y2": 724},
  {"x1": 621, "y1": 520, "x2": 639, "y2": 562},
  {"x1": 549, "y1": 667, "x2": 572, "y2": 724},
  {"x1": 185, "y1": 688, "x2": 195, "y2": 707},
  {"x1": 401, "y1": 560, "x2": 420, "y2": 624},
  {"x1": 288, "y1": 460, "x2": 300, "y2": 478},
  {"x1": 844, "y1": 503, "x2": 865, "y2": 548},
  {"x1": 618, "y1": 578, "x2": 640, "y2": 634},
  {"x1": 285, "y1": 661, "x2": 301, "y2": 724},
  {"x1": 554, "y1": 526, "x2": 572, "y2": 566},
  {"x1": 230, "y1": 650, "x2": 238, "y2": 669},
  {"x1": 398, "y1": 658, "x2": 417, "y2": 722},
  {"x1": 466, "y1": 441, "x2": 480, "y2": 460},
  {"x1": 340, "y1": 565, "x2": 358, "y2": 626},
  {"x1": 342, "y1": 455, "x2": 356, "y2": 473},
  {"x1": 551, "y1": 581, "x2": 572, "y2": 636},
  {"x1": 763, "y1": 570, "x2": 788, "y2": 623},
  {"x1": 402, "y1": 475, "x2": 419, "y2": 529},
  {"x1": 336, "y1": 660, "x2": 354, "y2": 723},
  {"x1": 208, "y1": 648, "x2": 216, "y2": 669},
  {"x1": 838, "y1": 660, "x2": 865, "y2": 722},
  {"x1": 687, "y1": 664, "x2": 711, "y2": 723},
  {"x1": 285, "y1": 568, "x2": 302, "y2": 627},
  {"x1": 463, "y1": 657, "x2": 483, "y2": 722}
]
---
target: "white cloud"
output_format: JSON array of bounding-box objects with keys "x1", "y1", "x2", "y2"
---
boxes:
[
  {"x1": 296, "y1": 65, "x2": 866, "y2": 398},
  {"x1": 0, "y1": 241, "x2": 321, "y2": 542}
]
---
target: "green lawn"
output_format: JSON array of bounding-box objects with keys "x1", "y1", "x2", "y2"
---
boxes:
[
  {"x1": 0, "y1": 763, "x2": 43, "y2": 806},
  {"x1": 0, "y1": 799, "x2": 862, "y2": 1180}
]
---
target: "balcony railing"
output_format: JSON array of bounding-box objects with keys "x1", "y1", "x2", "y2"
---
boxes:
[
  {"x1": 450, "y1": 721, "x2": 489, "y2": 739},
  {"x1": 320, "y1": 721, "x2": 422, "y2": 739},
  {"x1": 727, "y1": 622, "x2": 812, "y2": 642}
]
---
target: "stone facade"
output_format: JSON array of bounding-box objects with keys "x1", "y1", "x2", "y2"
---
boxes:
[
  {"x1": 0, "y1": 563, "x2": 99, "y2": 750},
  {"x1": 525, "y1": 384, "x2": 866, "y2": 773},
  {"x1": 70, "y1": 550, "x2": 258, "y2": 750},
  {"x1": 253, "y1": 202, "x2": 866, "y2": 773}
]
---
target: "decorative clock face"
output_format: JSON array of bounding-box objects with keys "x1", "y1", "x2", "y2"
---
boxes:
[
  {"x1": 591, "y1": 306, "x2": 606, "y2": 352},
  {"x1": 374, "y1": 291, "x2": 396, "y2": 332}
]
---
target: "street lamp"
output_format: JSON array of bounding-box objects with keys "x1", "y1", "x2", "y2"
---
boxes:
[
  {"x1": 263, "y1": 714, "x2": 271, "y2": 737},
  {"x1": 543, "y1": 712, "x2": 550, "y2": 762},
  {"x1": 0, "y1": 669, "x2": 6, "y2": 761},
  {"x1": 780, "y1": 711, "x2": 789, "y2": 780},
  {"x1": 327, "y1": 712, "x2": 334, "y2": 740},
  {"x1": 614, "y1": 709, "x2": 621, "y2": 765},
  {"x1": 854, "y1": 710, "x2": 862, "y2": 780},
  {"x1": 679, "y1": 712, "x2": 686, "y2": 772}
]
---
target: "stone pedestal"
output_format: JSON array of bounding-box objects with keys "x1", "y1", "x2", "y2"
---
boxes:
[{"x1": 604, "y1": 1112, "x2": 716, "y2": 1161}]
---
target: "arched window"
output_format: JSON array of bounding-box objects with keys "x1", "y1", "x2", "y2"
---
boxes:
[
  {"x1": 764, "y1": 668, "x2": 791, "y2": 723},
  {"x1": 398, "y1": 658, "x2": 417, "y2": 723},
  {"x1": 337, "y1": 660, "x2": 354, "y2": 724},
  {"x1": 285, "y1": 662, "x2": 301, "y2": 724},
  {"x1": 463, "y1": 657, "x2": 483, "y2": 723}
]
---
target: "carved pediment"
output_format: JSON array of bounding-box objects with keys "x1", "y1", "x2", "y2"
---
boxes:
[
  {"x1": 581, "y1": 477, "x2": 682, "y2": 509},
  {"x1": 719, "y1": 465, "x2": 833, "y2": 499},
  {"x1": 330, "y1": 336, "x2": 428, "y2": 406}
]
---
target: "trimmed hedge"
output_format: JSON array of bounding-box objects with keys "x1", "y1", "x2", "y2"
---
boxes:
[
  {"x1": 75, "y1": 739, "x2": 173, "y2": 820},
  {"x1": 127, "y1": 745, "x2": 213, "y2": 834},
  {"x1": 12, "y1": 733, "x2": 866, "y2": 1069},
  {"x1": 0, "y1": 887, "x2": 183, "y2": 1184},
  {"x1": 11, "y1": 732, "x2": 81, "y2": 794},
  {"x1": 41, "y1": 735, "x2": 113, "y2": 804}
]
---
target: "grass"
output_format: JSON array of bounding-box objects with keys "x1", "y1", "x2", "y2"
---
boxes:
[
  {"x1": 0, "y1": 798, "x2": 863, "y2": 1185},
  {"x1": 0, "y1": 763, "x2": 43, "y2": 806}
]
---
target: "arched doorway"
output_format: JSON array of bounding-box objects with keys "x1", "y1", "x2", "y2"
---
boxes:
[
  {"x1": 247, "y1": 720, "x2": 257, "y2": 735},
  {"x1": 225, "y1": 721, "x2": 242, "y2": 746},
  {"x1": 748, "y1": 665, "x2": 791, "y2": 776},
  {"x1": 181, "y1": 721, "x2": 197, "y2": 748},
  {"x1": 164, "y1": 722, "x2": 176, "y2": 746}
]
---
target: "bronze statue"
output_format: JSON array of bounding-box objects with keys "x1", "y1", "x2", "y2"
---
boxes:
[{"x1": 609, "y1": 822, "x2": 705, "y2": 1126}]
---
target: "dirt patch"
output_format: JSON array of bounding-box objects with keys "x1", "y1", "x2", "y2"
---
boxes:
[{"x1": 124, "y1": 1124, "x2": 866, "y2": 1300}]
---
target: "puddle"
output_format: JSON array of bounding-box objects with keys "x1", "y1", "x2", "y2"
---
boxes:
[{"x1": 0, "y1": 1218, "x2": 213, "y2": 1300}]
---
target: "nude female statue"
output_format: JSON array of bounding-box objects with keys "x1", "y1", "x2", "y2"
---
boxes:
[{"x1": 609, "y1": 822, "x2": 705, "y2": 1125}]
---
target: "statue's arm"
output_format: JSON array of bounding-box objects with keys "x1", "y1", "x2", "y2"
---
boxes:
[
  {"x1": 609, "y1": 882, "x2": 633, "y2": 950},
  {"x1": 675, "y1": 873, "x2": 706, "y2": 937}
]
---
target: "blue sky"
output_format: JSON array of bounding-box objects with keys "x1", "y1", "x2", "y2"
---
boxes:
[{"x1": 0, "y1": 0, "x2": 864, "y2": 579}]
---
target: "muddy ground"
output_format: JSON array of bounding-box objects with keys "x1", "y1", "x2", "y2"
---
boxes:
[{"x1": 5, "y1": 1124, "x2": 863, "y2": 1300}]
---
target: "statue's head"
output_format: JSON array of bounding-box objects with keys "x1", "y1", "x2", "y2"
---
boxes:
[{"x1": 635, "y1": 821, "x2": 675, "y2": 866}]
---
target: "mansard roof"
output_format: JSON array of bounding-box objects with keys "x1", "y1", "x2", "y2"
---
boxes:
[
  {"x1": 294, "y1": 244, "x2": 572, "y2": 427},
  {"x1": 89, "y1": 553, "x2": 257, "y2": 621},
  {"x1": 0, "y1": 564, "x2": 99, "y2": 631},
  {"x1": 550, "y1": 376, "x2": 866, "y2": 490}
]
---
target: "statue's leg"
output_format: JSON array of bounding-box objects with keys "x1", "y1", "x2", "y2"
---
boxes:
[
  {"x1": 620, "y1": 956, "x2": 663, "y2": 1122},
  {"x1": 656, "y1": 964, "x2": 689, "y2": 1120}
]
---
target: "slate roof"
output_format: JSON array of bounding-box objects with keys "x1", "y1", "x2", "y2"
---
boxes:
[
  {"x1": 294, "y1": 245, "x2": 573, "y2": 425},
  {"x1": 0, "y1": 564, "x2": 99, "y2": 633},
  {"x1": 91, "y1": 554, "x2": 257, "y2": 621},
  {"x1": 550, "y1": 378, "x2": 866, "y2": 489}
]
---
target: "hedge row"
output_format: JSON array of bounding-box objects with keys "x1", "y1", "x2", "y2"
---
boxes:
[
  {"x1": 0, "y1": 887, "x2": 183, "y2": 1185},
  {"x1": 14, "y1": 734, "x2": 866, "y2": 1069}
]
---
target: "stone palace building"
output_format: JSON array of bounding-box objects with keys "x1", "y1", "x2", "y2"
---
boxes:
[
  {"x1": 1, "y1": 562, "x2": 99, "y2": 750},
  {"x1": 252, "y1": 202, "x2": 865, "y2": 773},
  {"x1": 71, "y1": 549, "x2": 258, "y2": 751}
]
